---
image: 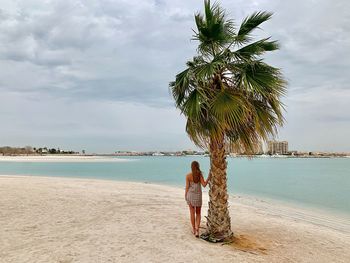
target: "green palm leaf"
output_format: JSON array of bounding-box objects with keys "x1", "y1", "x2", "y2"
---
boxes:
[
  {"x1": 210, "y1": 89, "x2": 248, "y2": 127},
  {"x1": 193, "y1": 0, "x2": 235, "y2": 56},
  {"x1": 236, "y1": 11, "x2": 273, "y2": 44},
  {"x1": 182, "y1": 89, "x2": 203, "y2": 118},
  {"x1": 170, "y1": 68, "x2": 191, "y2": 106},
  {"x1": 235, "y1": 38, "x2": 279, "y2": 59},
  {"x1": 170, "y1": 0, "x2": 286, "y2": 151}
]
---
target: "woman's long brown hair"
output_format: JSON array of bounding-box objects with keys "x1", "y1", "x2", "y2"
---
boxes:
[{"x1": 191, "y1": 161, "x2": 202, "y2": 183}]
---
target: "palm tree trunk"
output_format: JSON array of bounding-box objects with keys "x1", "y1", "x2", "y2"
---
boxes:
[{"x1": 205, "y1": 135, "x2": 233, "y2": 242}]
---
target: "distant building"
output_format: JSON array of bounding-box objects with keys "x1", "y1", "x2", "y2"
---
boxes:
[
  {"x1": 41, "y1": 148, "x2": 48, "y2": 154},
  {"x1": 268, "y1": 140, "x2": 288, "y2": 155},
  {"x1": 152, "y1": 152, "x2": 165, "y2": 156}
]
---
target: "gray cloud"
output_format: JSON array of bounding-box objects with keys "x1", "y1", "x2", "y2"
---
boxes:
[
  {"x1": 0, "y1": 0, "x2": 198, "y2": 105},
  {"x1": 0, "y1": 0, "x2": 349, "y2": 152}
]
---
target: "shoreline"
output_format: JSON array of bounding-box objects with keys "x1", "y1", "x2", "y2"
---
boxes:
[
  {"x1": 1, "y1": 175, "x2": 349, "y2": 262},
  {"x1": 1, "y1": 154, "x2": 349, "y2": 159},
  {"x1": 0, "y1": 155, "x2": 131, "y2": 162},
  {"x1": 2, "y1": 174, "x2": 350, "y2": 232},
  {"x1": 230, "y1": 192, "x2": 350, "y2": 234},
  {"x1": 2, "y1": 172, "x2": 349, "y2": 224},
  {"x1": 229, "y1": 190, "x2": 350, "y2": 226}
]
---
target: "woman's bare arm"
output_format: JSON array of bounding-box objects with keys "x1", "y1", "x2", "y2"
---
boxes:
[
  {"x1": 200, "y1": 173, "x2": 211, "y2": 187},
  {"x1": 185, "y1": 174, "x2": 189, "y2": 200}
]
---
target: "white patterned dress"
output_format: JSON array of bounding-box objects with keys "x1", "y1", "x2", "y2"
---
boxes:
[{"x1": 186, "y1": 181, "x2": 202, "y2": 207}]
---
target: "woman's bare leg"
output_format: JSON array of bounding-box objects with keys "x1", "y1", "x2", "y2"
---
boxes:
[
  {"x1": 189, "y1": 205, "x2": 195, "y2": 234},
  {"x1": 195, "y1": 206, "x2": 201, "y2": 236}
]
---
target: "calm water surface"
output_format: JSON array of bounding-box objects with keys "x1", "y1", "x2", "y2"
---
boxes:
[{"x1": 0, "y1": 156, "x2": 349, "y2": 216}]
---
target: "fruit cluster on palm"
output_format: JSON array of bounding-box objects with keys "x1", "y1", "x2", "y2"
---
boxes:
[{"x1": 170, "y1": 0, "x2": 286, "y2": 242}]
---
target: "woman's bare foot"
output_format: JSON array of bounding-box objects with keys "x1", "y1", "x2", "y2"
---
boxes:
[
  {"x1": 195, "y1": 228, "x2": 199, "y2": 238},
  {"x1": 192, "y1": 228, "x2": 196, "y2": 235}
]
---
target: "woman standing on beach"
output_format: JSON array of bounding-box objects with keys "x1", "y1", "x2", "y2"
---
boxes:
[{"x1": 185, "y1": 161, "x2": 211, "y2": 237}]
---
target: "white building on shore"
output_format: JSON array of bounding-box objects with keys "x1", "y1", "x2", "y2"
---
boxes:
[{"x1": 268, "y1": 140, "x2": 288, "y2": 155}]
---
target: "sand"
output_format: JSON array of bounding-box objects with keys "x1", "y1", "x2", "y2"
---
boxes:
[{"x1": 0, "y1": 176, "x2": 349, "y2": 263}]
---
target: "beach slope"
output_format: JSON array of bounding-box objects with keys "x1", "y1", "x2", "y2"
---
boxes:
[{"x1": 0, "y1": 176, "x2": 349, "y2": 263}]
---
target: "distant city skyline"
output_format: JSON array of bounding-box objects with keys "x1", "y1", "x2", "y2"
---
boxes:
[{"x1": 0, "y1": 0, "x2": 349, "y2": 153}]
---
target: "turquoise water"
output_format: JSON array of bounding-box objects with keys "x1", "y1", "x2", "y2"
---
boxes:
[{"x1": 0, "y1": 156, "x2": 349, "y2": 216}]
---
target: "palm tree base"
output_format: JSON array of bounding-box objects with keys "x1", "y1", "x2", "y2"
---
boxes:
[{"x1": 200, "y1": 230, "x2": 234, "y2": 243}]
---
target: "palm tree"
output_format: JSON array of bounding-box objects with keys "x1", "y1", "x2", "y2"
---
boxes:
[{"x1": 170, "y1": 0, "x2": 286, "y2": 242}]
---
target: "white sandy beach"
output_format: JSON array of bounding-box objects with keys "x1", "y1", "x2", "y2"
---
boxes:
[
  {"x1": 1, "y1": 176, "x2": 349, "y2": 263},
  {"x1": 0, "y1": 155, "x2": 131, "y2": 163}
]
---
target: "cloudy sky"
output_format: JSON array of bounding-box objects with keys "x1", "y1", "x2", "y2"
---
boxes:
[{"x1": 0, "y1": 0, "x2": 349, "y2": 153}]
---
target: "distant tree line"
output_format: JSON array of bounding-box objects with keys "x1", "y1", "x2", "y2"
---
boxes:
[
  {"x1": 0, "y1": 146, "x2": 78, "y2": 155},
  {"x1": 0, "y1": 146, "x2": 34, "y2": 155}
]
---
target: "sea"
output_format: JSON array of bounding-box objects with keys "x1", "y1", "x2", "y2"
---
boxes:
[{"x1": 0, "y1": 156, "x2": 349, "y2": 217}]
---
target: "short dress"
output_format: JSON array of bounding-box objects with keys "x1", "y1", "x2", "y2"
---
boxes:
[{"x1": 186, "y1": 181, "x2": 202, "y2": 207}]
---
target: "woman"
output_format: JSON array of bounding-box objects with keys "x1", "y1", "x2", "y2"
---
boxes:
[{"x1": 185, "y1": 161, "x2": 211, "y2": 237}]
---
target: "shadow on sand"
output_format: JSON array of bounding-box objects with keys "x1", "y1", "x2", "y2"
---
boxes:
[{"x1": 229, "y1": 234, "x2": 269, "y2": 255}]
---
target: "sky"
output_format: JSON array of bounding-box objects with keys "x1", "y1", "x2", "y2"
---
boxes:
[{"x1": 0, "y1": 0, "x2": 349, "y2": 153}]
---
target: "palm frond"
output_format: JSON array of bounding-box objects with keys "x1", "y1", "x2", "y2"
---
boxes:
[
  {"x1": 251, "y1": 99, "x2": 279, "y2": 138},
  {"x1": 170, "y1": 68, "x2": 192, "y2": 106},
  {"x1": 235, "y1": 12, "x2": 273, "y2": 44},
  {"x1": 192, "y1": 55, "x2": 226, "y2": 80},
  {"x1": 234, "y1": 61, "x2": 287, "y2": 99},
  {"x1": 235, "y1": 38, "x2": 279, "y2": 60},
  {"x1": 193, "y1": 0, "x2": 235, "y2": 56},
  {"x1": 181, "y1": 89, "x2": 203, "y2": 119},
  {"x1": 210, "y1": 89, "x2": 249, "y2": 128},
  {"x1": 226, "y1": 122, "x2": 260, "y2": 154}
]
